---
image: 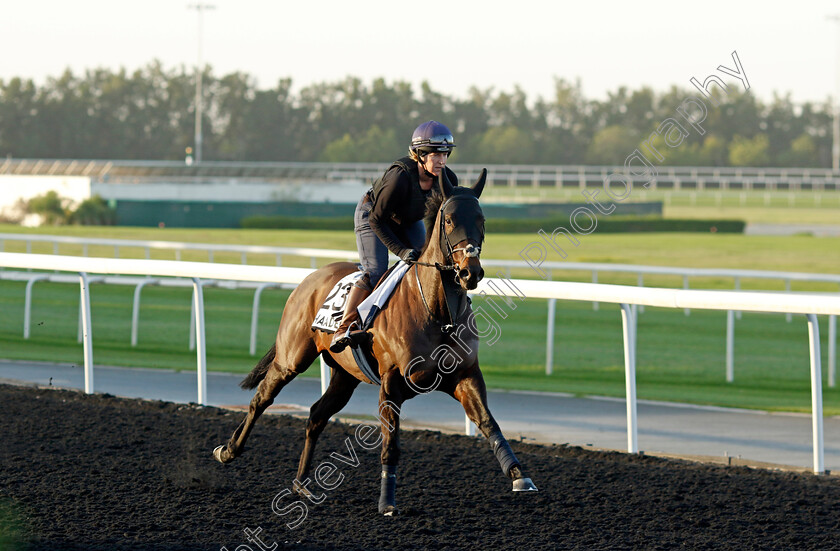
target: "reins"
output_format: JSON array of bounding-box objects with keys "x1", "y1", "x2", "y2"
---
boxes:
[
  {"x1": 413, "y1": 262, "x2": 467, "y2": 333},
  {"x1": 412, "y1": 260, "x2": 456, "y2": 270},
  {"x1": 412, "y1": 194, "x2": 481, "y2": 332}
]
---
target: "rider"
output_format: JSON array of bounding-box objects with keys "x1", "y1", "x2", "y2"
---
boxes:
[{"x1": 329, "y1": 120, "x2": 459, "y2": 353}]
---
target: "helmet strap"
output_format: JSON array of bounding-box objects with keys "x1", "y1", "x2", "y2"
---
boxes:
[{"x1": 418, "y1": 154, "x2": 437, "y2": 178}]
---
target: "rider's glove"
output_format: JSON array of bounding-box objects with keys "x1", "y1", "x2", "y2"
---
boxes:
[{"x1": 400, "y1": 249, "x2": 420, "y2": 264}]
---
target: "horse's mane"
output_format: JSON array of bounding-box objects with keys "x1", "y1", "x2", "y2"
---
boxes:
[{"x1": 420, "y1": 186, "x2": 476, "y2": 253}]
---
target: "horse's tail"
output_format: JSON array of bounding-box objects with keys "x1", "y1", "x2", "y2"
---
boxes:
[{"x1": 240, "y1": 344, "x2": 276, "y2": 390}]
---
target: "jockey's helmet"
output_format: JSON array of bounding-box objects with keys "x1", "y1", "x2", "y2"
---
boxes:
[{"x1": 410, "y1": 121, "x2": 456, "y2": 155}]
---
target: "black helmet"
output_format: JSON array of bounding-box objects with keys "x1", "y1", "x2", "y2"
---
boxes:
[{"x1": 410, "y1": 121, "x2": 456, "y2": 154}]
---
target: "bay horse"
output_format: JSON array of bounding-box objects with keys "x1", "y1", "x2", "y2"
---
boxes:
[{"x1": 213, "y1": 169, "x2": 537, "y2": 515}]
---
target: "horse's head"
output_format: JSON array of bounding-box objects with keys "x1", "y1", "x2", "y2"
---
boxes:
[{"x1": 436, "y1": 169, "x2": 487, "y2": 291}]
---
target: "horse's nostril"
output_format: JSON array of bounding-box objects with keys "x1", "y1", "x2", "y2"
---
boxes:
[
  {"x1": 478, "y1": 268, "x2": 485, "y2": 281},
  {"x1": 458, "y1": 269, "x2": 470, "y2": 282}
]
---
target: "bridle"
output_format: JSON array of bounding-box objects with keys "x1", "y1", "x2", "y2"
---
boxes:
[
  {"x1": 413, "y1": 194, "x2": 485, "y2": 331},
  {"x1": 414, "y1": 195, "x2": 484, "y2": 276}
]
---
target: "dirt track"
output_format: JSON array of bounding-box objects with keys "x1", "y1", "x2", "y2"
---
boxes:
[{"x1": 2, "y1": 382, "x2": 840, "y2": 550}]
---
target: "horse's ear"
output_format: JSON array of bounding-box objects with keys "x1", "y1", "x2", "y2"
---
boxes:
[
  {"x1": 472, "y1": 168, "x2": 487, "y2": 198},
  {"x1": 438, "y1": 170, "x2": 454, "y2": 199}
]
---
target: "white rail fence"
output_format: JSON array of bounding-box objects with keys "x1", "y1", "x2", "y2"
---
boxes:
[
  {"x1": 1, "y1": 233, "x2": 838, "y2": 383},
  {"x1": 2, "y1": 252, "x2": 840, "y2": 474},
  {"x1": 0, "y1": 270, "x2": 298, "y2": 355}
]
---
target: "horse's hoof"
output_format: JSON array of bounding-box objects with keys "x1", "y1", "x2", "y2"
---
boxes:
[
  {"x1": 294, "y1": 485, "x2": 318, "y2": 500},
  {"x1": 380, "y1": 505, "x2": 399, "y2": 516},
  {"x1": 213, "y1": 445, "x2": 231, "y2": 464},
  {"x1": 512, "y1": 477, "x2": 538, "y2": 492}
]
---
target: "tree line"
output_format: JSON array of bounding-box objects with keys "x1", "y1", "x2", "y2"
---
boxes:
[{"x1": 0, "y1": 61, "x2": 832, "y2": 167}]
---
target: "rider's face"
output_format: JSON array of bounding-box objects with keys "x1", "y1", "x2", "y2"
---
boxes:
[{"x1": 420, "y1": 152, "x2": 448, "y2": 177}]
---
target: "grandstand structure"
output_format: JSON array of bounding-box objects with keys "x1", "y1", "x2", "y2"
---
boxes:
[{"x1": 1, "y1": 158, "x2": 839, "y2": 191}]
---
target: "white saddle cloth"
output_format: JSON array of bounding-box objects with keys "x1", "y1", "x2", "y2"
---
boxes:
[{"x1": 310, "y1": 261, "x2": 411, "y2": 333}]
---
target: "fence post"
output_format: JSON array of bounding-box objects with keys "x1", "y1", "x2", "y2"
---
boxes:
[
  {"x1": 23, "y1": 275, "x2": 49, "y2": 338},
  {"x1": 250, "y1": 283, "x2": 275, "y2": 355},
  {"x1": 830, "y1": 314, "x2": 837, "y2": 388},
  {"x1": 620, "y1": 303, "x2": 638, "y2": 454},
  {"x1": 546, "y1": 298, "x2": 556, "y2": 375},
  {"x1": 189, "y1": 292, "x2": 196, "y2": 351},
  {"x1": 466, "y1": 415, "x2": 476, "y2": 436},
  {"x1": 79, "y1": 272, "x2": 94, "y2": 394},
  {"x1": 131, "y1": 279, "x2": 157, "y2": 347},
  {"x1": 726, "y1": 310, "x2": 735, "y2": 382},
  {"x1": 320, "y1": 355, "x2": 330, "y2": 395},
  {"x1": 77, "y1": 297, "x2": 83, "y2": 344},
  {"x1": 192, "y1": 278, "x2": 207, "y2": 406},
  {"x1": 806, "y1": 314, "x2": 825, "y2": 474}
]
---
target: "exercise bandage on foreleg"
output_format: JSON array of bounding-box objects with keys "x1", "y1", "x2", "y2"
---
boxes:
[
  {"x1": 488, "y1": 430, "x2": 520, "y2": 476},
  {"x1": 379, "y1": 465, "x2": 397, "y2": 512}
]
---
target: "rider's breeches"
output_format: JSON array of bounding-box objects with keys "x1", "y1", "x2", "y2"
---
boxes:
[{"x1": 354, "y1": 192, "x2": 425, "y2": 286}]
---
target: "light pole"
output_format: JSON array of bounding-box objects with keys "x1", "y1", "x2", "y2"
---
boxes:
[
  {"x1": 189, "y1": 3, "x2": 215, "y2": 164},
  {"x1": 828, "y1": 15, "x2": 840, "y2": 171}
]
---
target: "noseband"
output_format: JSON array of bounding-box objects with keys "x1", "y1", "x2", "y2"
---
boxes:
[{"x1": 415, "y1": 195, "x2": 484, "y2": 276}]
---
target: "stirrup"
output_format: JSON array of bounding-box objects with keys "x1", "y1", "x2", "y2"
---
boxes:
[
  {"x1": 347, "y1": 326, "x2": 369, "y2": 345},
  {"x1": 329, "y1": 322, "x2": 359, "y2": 353}
]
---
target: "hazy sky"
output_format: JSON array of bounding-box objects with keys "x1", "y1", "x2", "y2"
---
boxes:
[{"x1": 3, "y1": 1, "x2": 839, "y2": 104}]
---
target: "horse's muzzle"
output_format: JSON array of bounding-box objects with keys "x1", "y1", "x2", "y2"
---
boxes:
[{"x1": 456, "y1": 265, "x2": 484, "y2": 290}]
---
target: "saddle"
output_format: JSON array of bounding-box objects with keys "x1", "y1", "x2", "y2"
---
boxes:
[{"x1": 310, "y1": 262, "x2": 412, "y2": 385}]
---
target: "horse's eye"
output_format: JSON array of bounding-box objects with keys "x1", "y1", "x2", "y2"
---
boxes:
[{"x1": 445, "y1": 218, "x2": 453, "y2": 226}]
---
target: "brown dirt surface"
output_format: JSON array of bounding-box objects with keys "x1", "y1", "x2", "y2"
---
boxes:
[{"x1": 2, "y1": 382, "x2": 840, "y2": 550}]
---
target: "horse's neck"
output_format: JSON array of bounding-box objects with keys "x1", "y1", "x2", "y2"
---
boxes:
[{"x1": 412, "y1": 213, "x2": 453, "y2": 323}]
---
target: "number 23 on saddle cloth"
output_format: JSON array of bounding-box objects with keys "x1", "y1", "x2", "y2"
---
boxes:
[{"x1": 310, "y1": 262, "x2": 411, "y2": 334}]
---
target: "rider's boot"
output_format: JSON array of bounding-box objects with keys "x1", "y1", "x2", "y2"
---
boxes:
[{"x1": 329, "y1": 281, "x2": 373, "y2": 353}]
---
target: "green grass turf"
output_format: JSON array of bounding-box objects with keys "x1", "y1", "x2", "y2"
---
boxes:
[
  {"x1": 481, "y1": 187, "x2": 840, "y2": 225},
  {"x1": 1, "y1": 218, "x2": 838, "y2": 413},
  {"x1": 2, "y1": 224, "x2": 839, "y2": 286},
  {"x1": 0, "y1": 279, "x2": 837, "y2": 414}
]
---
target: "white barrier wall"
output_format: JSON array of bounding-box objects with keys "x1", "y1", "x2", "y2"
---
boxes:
[
  {"x1": 0, "y1": 176, "x2": 92, "y2": 220},
  {"x1": 91, "y1": 179, "x2": 369, "y2": 204},
  {"x1": 0, "y1": 175, "x2": 370, "y2": 209}
]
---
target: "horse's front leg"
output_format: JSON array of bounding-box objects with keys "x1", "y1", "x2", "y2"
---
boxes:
[
  {"x1": 377, "y1": 368, "x2": 413, "y2": 515},
  {"x1": 444, "y1": 364, "x2": 538, "y2": 492}
]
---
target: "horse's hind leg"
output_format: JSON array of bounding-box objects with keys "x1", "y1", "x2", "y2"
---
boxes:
[
  {"x1": 214, "y1": 362, "x2": 299, "y2": 463},
  {"x1": 215, "y1": 337, "x2": 318, "y2": 464},
  {"x1": 294, "y1": 365, "x2": 360, "y2": 489},
  {"x1": 443, "y1": 364, "x2": 538, "y2": 492}
]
